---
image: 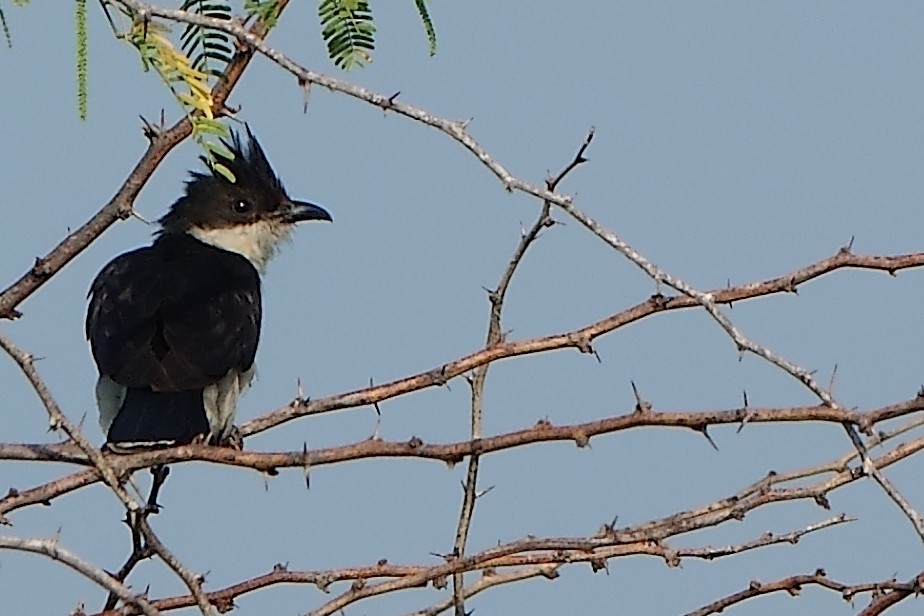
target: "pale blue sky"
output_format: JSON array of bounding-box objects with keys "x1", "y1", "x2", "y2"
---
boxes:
[{"x1": 2, "y1": 2, "x2": 924, "y2": 614}]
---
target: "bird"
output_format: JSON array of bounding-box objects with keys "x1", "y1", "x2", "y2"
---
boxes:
[{"x1": 86, "y1": 127, "x2": 331, "y2": 450}]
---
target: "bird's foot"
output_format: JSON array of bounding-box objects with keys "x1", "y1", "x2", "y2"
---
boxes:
[
  {"x1": 189, "y1": 433, "x2": 210, "y2": 446},
  {"x1": 210, "y1": 426, "x2": 244, "y2": 450}
]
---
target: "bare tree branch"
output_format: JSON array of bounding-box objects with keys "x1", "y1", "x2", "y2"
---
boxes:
[
  {"x1": 0, "y1": 535, "x2": 160, "y2": 616},
  {"x1": 241, "y1": 248, "x2": 924, "y2": 437},
  {"x1": 3, "y1": 4, "x2": 921, "y2": 614},
  {"x1": 3, "y1": 393, "x2": 924, "y2": 520},
  {"x1": 408, "y1": 565, "x2": 561, "y2": 616},
  {"x1": 0, "y1": 331, "x2": 215, "y2": 614},
  {"x1": 686, "y1": 569, "x2": 924, "y2": 616},
  {"x1": 103, "y1": 466, "x2": 170, "y2": 612},
  {"x1": 97, "y1": 516, "x2": 849, "y2": 616},
  {"x1": 449, "y1": 125, "x2": 590, "y2": 616}
]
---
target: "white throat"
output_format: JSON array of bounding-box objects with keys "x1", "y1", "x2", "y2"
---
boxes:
[{"x1": 189, "y1": 221, "x2": 291, "y2": 272}]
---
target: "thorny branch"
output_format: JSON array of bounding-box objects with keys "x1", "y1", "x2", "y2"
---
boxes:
[
  {"x1": 449, "y1": 126, "x2": 591, "y2": 616},
  {"x1": 0, "y1": 331, "x2": 213, "y2": 615},
  {"x1": 88, "y1": 513, "x2": 851, "y2": 616},
  {"x1": 102, "y1": 465, "x2": 170, "y2": 612},
  {"x1": 0, "y1": 4, "x2": 291, "y2": 615},
  {"x1": 405, "y1": 565, "x2": 561, "y2": 616},
  {"x1": 243, "y1": 249, "x2": 924, "y2": 437},
  {"x1": 107, "y1": 0, "x2": 924, "y2": 545},
  {"x1": 4, "y1": 394, "x2": 924, "y2": 517},
  {"x1": 0, "y1": 535, "x2": 159, "y2": 616},
  {"x1": 12, "y1": 416, "x2": 924, "y2": 614},
  {"x1": 685, "y1": 569, "x2": 924, "y2": 616},
  {"x1": 2, "y1": 2, "x2": 923, "y2": 615}
]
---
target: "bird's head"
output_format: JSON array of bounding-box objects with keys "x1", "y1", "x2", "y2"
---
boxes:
[{"x1": 158, "y1": 126, "x2": 332, "y2": 271}]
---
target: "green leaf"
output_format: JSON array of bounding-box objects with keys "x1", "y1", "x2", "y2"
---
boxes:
[
  {"x1": 75, "y1": 0, "x2": 88, "y2": 119},
  {"x1": 414, "y1": 0, "x2": 437, "y2": 56},
  {"x1": 244, "y1": 0, "x2": 281, "y2": 28},
  {"x1": 179, "y1": 0, "x2": 232, "y2": 80},
  {"x1": 318, "y1": 0, "x2": 376, "y2": 70}
]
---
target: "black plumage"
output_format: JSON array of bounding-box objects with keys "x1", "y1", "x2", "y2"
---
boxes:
[{"x1": 86, "y1": 128, "x2": 331, "y2": 448}]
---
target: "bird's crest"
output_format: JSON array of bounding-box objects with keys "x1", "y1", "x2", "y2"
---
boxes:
[
  {"x1": 206, "y1": 125, "x2": 286, "y2": 196},
  {"x1": 158, "y1": 125, "x2": 292, "y2": 234}
]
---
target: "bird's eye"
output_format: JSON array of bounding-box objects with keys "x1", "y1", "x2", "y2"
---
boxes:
[{"x1": 233, "y1": 200, "x2": 252, "y2": 214}]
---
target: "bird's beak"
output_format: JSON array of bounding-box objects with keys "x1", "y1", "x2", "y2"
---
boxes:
[{"x1": 284, "y1": 199, "x2": 332, "y2": 223}]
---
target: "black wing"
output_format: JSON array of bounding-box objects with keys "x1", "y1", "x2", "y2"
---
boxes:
[{"x1": 86, "y1": 235, "x2": 261, "y2": 391}]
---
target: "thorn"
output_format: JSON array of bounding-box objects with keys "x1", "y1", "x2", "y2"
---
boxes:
[
  {"x1": 302, "y1": 442, "x2": 310, "y2": 490},
  {"x1": 699, "y1": 425, "x2": 719, "y2": 451},
  {"x1": 648, "y1": 292, "x2": 668, "y2": 310},
  {"x1": 47, "y1": 416, "x2": 62, "y2": 433},
  {"x1": 663, "y1": 549, "x2": 681, "y2": 568},
  {"x1": 475, "y1": 485, "x2": 495, "y2": 499},
  {"x1": 131, "y1": 210, "x2": 152, "y2": 225},
  {"x1": 369, "y1": 378, "x2": 382, "y2": 440},
  {"x1": 631, "y1": 381, "x2": 651, "y2": 414},
  {"x1": 838, "y1": 236, "x2": 855, "y2": 255},
  {"x1": 298, "y1": 78, "x2": 311, "y2": 114},
  {"x1": 139, "y1": 115, "x2": 162, "y2": 141},
  {"x1": 737, "y1": 390, "x2": 754, "y2": 433},
  {"x1": 221, "y1": 102, "x2": 241, "y2": 118},
  {"x1": 827, "y1": 363, "x2": 838, "y2": 396},
  {"x1": 570, "y1": 333, "x2": 593, "y2": 354},
  {"x1": 432, "y1": 366, "x2": 450, "y2": 387},
  {"x1": 386, "y1": 90, "x2": 401, "y2": 107}
]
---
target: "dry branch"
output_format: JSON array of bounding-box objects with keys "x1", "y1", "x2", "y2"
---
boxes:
[
  {"x1": 2, "y1": 3, "x2": 922, "y2": 615},
  {"x1": 94, "y1": 516, "x2": 849, "y2": 616},
  {"x1": 686, "y1": 569, "x2": 924, "y2": 616},
  {"x1": 3, "y1": 393, "x2": 924, "y2": 519},
  {"x1": 0, "y1": 535, "x2": 160, "y2": 616}
]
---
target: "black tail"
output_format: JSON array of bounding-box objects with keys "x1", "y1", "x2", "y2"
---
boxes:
[{"x1": 107, "y1": 388, "x2": 209, "y2": 447}]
